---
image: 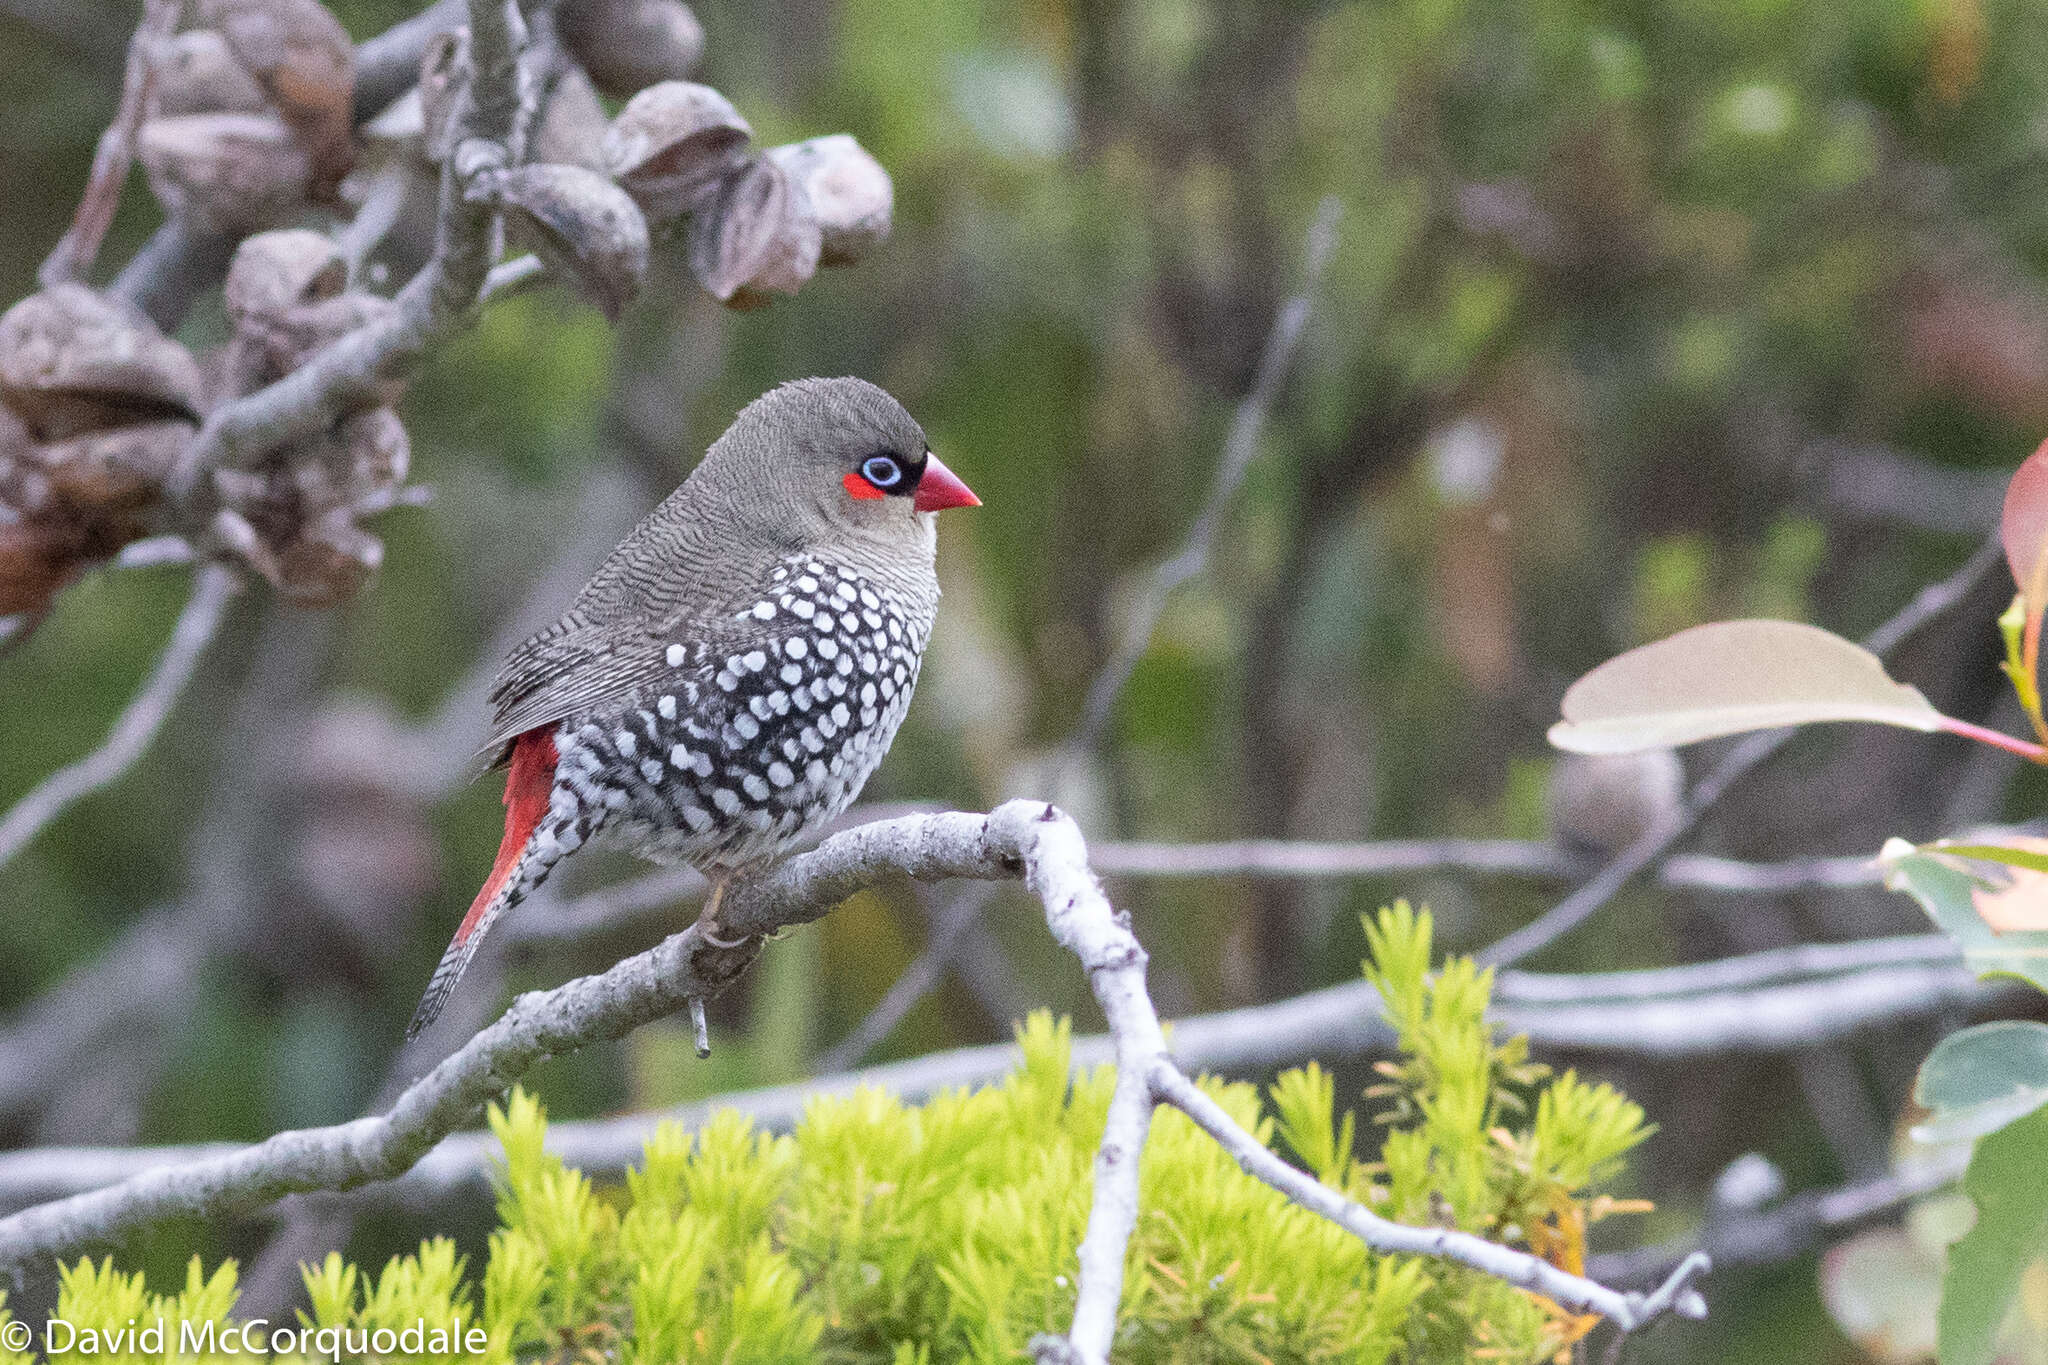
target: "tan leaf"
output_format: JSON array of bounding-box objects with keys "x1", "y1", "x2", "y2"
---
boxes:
[{"x1": 1549, "y1": 619, "x2": 1945, "y2": 754}]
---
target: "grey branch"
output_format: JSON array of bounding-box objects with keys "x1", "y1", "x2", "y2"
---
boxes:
[
  {"x1": 1590, "y1": 1145, "x2": 1972, "y2": 1286},
  {"x1": 1479, "y1": 532, "x2": 2007, "y2": 967},
  {"x1": 0, "y1": 803, "x2": 1701, "y2": 1344},
  {"x1": 1010, "y1": 804, "x2": 1704, "y2": 1361},
  {"x1": 1091, "y1": 835, "x2": 1900, "y2": 894},
  {"x1": 1152, "y1": 1068, "x2": 1709, "y2": 1330},
  {"x1": 818, "y1": 835, "x2": 1916, "y2": 1073},
  {"x1": 0, "y1": 564, "x2": 237, "y2": 871},
  {"x1": 1801, "y1": 438, "x2": 2008, "y2": 537},
  {"x1": 0, "y1": 807, "x2": 1016, "y2": 1273}
]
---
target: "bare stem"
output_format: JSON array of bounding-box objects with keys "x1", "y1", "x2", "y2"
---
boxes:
[
  {"x1": 1939, "y1": 714, "x2": 2048, "y2": 763},
  {"x1": 0, "y1": 564, "x2": 238, "y2": 871},
  {"x1": 38, "y1": 0, "x2": 179, "y2": 288}
]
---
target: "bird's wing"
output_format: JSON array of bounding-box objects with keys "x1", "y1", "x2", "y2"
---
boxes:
[{"x1": 483, "y1": 603, "x2": 768, "y2": 758}]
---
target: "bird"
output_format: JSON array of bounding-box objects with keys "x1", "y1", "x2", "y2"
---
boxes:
[{"x1": 405, "y1": 377, "x2": 979, "y2": 1039}]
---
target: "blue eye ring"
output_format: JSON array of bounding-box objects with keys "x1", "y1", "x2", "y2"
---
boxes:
[{"x1": 861, "y1": 455, "x2": 904, "y2": 488}]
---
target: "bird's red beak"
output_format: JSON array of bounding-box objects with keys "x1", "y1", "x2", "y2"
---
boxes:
[{"x1": 914, "y1": 452, "x2": 981, "y2": 512}]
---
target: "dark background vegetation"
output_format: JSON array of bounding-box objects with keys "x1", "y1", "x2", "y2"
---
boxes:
[{"x1": 4, "y1": 0, "x2": 2044, "y2": 1358}]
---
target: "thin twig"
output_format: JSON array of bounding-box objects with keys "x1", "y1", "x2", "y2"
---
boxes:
[
  {"x1": 1092, "y1": 836, "x2": 1900, "y2": 894},
  {"x1": 336, "y1": 163, "x2": 415, "y2": 283},
  {"x1": 1068, "y1": 196, "x2": 1343, "y2": 755},
  {"x1": 815, "y1": 883, "x2": 1000, "y2": 1072},
  {"x1": 1479, "y1": 533, "x2": 2007, "y2": 967},
  {"x1": 110, "y1": 535, "x2": 196, "y2": 570},
  {"x1": 480, "y1": 252, "x2": 545, "y2": 302},
  {"x1": 37, "y1": 0, "x2": 179, "y2": 288},
  {"x1": 1151, "y1": 1067, "x2": 1709, "y2": 1330},
  {"x1": 1589, "y1": 1145, "x2": 1971, "y2": 1286},
  {"x1": 0, "y1": 564, "x2": 237, "y2": 870}
]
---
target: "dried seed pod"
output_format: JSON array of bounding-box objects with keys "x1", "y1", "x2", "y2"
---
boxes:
[
  {"x1": 481, "y1": 163, "x2": 650, "y2": 320},
  {"x1": 1547, "y1": 750, "x2": 1684, "y2": 856},
  {"x1": 560, "y1": 0, "x2": 705, "y2": 99},
  {"x1": 156, "y1": 29, "x2": 270, "y2": 116},
  {"x1": 224, "y1": 229, "x2": 347, "y2": 324},
  {"x1": 532, "y1": 65, "x2": 611, "y2": 172},
  {"x1": 603, "y1": 80, "x2": 752, "y2": 224},
  {"x1": 418, "y1": 26, "x2": 471, "y2": 165},
  {"x1": 688, "y1": 154, "x2": 822, "y2": 309},
  {"x1": 0, "y1": 411, "x2": 55, "y2": 520},
  {"x1": 311, "y1": 407, "x2": 409, "y2": 504},
  {"x1": 33, "y1": 419, "x2": 194, "y2": 511},
  {"x1": 275, "y1": 507, "x2": 382, "y2": 607},
  {"x1": 138, "y1": 111, "x2": 314, "y2": 234},
  {"x1": 0, "y1": 521, "x2": 85, "y2": 615},
  {"x1": 197, "y1": 0, "x2": 356, "y2": 196},
  {"x1": 766, "y1": 135, "x2": 892, "y2": 267},
  {"x1": 0, "y1": 285, "x2": 205, "y2": 440},
  {"x1": 254, "y1": 292, "x2": 402, "y2": 392}
]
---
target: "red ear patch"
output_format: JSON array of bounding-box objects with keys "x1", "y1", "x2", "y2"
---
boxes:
[{"x1": 843, "y1": 471, "x2": 887, "y2": 500}]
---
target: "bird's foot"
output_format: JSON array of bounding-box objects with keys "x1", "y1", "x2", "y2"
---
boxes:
[
  {"x1": 696, "y1": 922, "x2": 751, "y2": 949},
  {"x1": 692, "y1": 875, "x2": 752, "y2": 948}
]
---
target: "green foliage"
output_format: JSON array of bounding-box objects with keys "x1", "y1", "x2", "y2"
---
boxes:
[
  {"x1": 35, "y1": 916, "x2": 1649, "y2": 1362},
  {"x1": 1879, "y1": 840, "x2": 2048, "y2": 997},
  {"x1": 1912, "y1": 1021, "x2": 2048, "y2": 1145},
  {"x1": 1939, "y1": 1106, "x2": 2048, "y2": 1365},
  {"x1": 1361, "y1": 904, "x2": 1652, "y2": 1361}
]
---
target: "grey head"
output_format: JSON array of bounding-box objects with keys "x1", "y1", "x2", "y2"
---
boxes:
[{"x1": 693, "y1": 376, "x2": 942, "y2": 558}]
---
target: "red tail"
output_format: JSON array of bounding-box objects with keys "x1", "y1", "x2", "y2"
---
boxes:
[
  {"x1": 406, "y1": 727, "x2": 559, "y2": 1040},
  {"x1": 458, "y1": 727, "x2": 560, "y2": 946}
]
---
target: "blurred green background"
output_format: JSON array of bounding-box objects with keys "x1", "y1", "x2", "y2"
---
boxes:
[{"x1": 6, "y1": 0, "x2": 2047, "y2": 1357}]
